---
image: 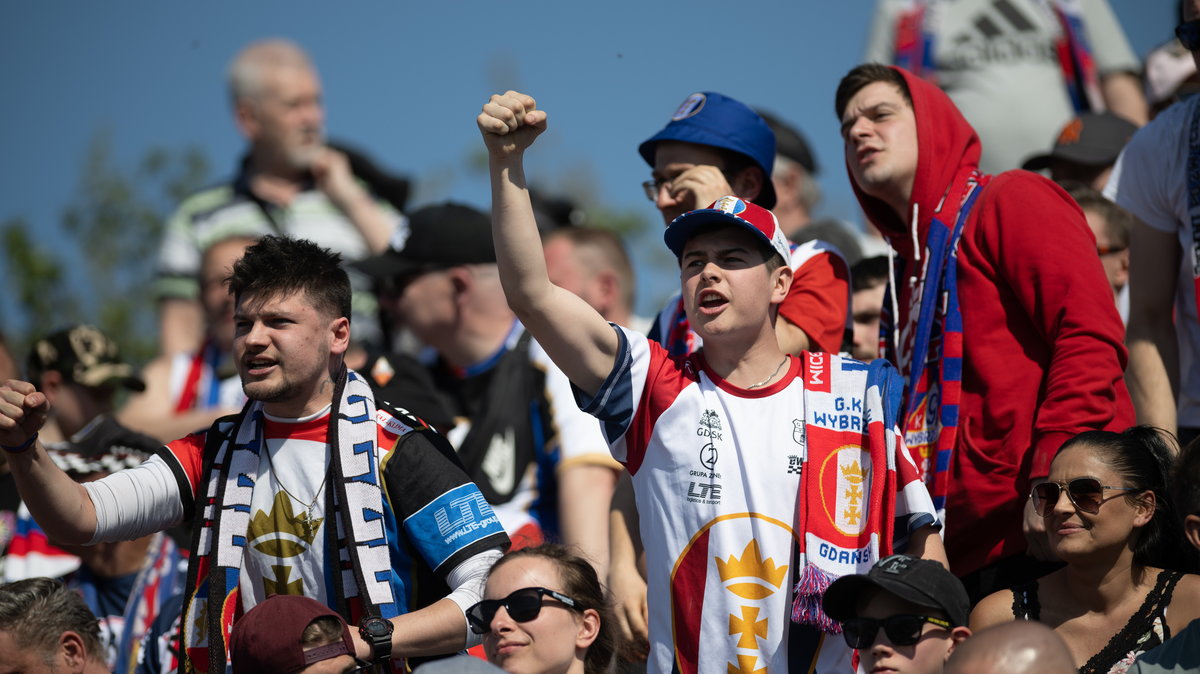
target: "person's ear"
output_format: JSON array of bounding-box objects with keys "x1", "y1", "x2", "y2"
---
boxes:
[
  {"x1": 328, "y1": 316, "x2": 351, "y2": 357},
  {"x1": 448, "y1": 266, "x2": 473, "y2": 300},
  {"x1": 1133, "y1": 490, "x2": 1157, "y2": 527},
  {"x1": 234, "y1": 98, "x2": 261, "y2": 141},
  {"x1": 1185, "y1": 514, "x2": 1200, "y2": 552},
  {"x1": 771, "y1": 265, "x2": 793, "y2": 305},
  {"x1": 944, "y1": 626, "x2": 972, "y2": 661},
  {"x1": 59, "y1": 630, "x2": 89, "y2": 673},
  {"x1": 575, "y1": 608, "x2": 601, "y2": 650},
  {"x1": 731, "y1": 166, "x2": 765, "y2": 203}
]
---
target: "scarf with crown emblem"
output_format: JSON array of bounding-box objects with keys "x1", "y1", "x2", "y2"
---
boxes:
[{"x1": 180, "y1": 369, "x2": 399, "y2": 673}]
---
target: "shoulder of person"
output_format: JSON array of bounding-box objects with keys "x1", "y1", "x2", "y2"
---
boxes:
[{"x1": 969, "y1": 587, "x2": 1018, "y2": 630}]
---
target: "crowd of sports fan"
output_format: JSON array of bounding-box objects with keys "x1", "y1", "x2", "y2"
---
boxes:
[{"x1": 5, "y1": 2, "x2": 1200, "y2": 672}]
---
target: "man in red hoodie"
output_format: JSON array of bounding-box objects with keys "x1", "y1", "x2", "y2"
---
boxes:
[{"x1": 835, "y1": 64, "x2": 1134, "y2": 598}]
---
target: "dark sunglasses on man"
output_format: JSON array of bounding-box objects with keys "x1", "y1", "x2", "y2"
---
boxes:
[
  {"x1": 1177, "y1": 20, "x2": 1200, "y2": 52},
  {"x1": 466, "y1": 586, "x2": 583, "y2": 635},
  {"x1": 841, "y1": 614, "x2": 954, "y2": 649},
  {"x1": 1030, "y1": 477, "x2": 1140, "y2": 517}
]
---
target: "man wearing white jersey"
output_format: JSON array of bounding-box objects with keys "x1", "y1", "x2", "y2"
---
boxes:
[{"x1": 477, "y1": 91, "x2": 944, "y2": 673}]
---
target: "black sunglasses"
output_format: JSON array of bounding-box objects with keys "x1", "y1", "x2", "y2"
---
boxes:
[
  {"x1": 1177, "y1": 20, "x2": 1200, "y2": 52},
  {"x1": 1030, "y1": 478, "x2": 1139, "y2": 517},
  {"x1": 842, "y1": 614, "x2": 953, "y2": 649},
  {"x1": 466, "y1": 587, "x2": 581, "y2": 635}
]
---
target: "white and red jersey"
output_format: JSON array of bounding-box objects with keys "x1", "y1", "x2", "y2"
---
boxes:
[{"x1": 577, "y1": 326, "x2": 935, "y2": 674}]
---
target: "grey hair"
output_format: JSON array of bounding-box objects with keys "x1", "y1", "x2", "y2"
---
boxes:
[
  {"x1": 227, "y1": 38, "x2": 314, "y2": 106},
  {"x1": 774, "y1": 154, "x2": 823, "y2": 211},
  {"x1": 0, "y1": 577, "x2": 102, "y2": 661}
]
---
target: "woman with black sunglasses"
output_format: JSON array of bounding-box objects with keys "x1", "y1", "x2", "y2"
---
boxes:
[
  {"x1": 970, "y1": 426, "x2": 1200, "y2": 673},
  {"x1": 466, "y1": 545, "x2": 615, "y2": 674}
]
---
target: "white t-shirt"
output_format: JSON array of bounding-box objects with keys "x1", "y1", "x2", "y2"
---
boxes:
[
  {"x1": 1105, "y1": 96, "x2": 1200, "y2": 427},
  {"x1": 576, "y1": 326, "x2": 936, "y2": 673}
]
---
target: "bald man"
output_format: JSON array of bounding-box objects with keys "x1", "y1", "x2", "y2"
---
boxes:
[{"x1": 945, "y1": 621, "x2": 1075, "y2": 674}]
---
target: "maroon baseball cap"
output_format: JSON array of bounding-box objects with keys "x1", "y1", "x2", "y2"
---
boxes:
[
  {"x1": 230, "y1": 595, "x2": 354, "y2": 674},
  {"x1": 664, "y1": 195, "x2": 791, "y2": 264}
]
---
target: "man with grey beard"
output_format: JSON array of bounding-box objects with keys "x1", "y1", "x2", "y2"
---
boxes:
[{"x1": 154, "y1": 38, "x2": 401, "y2": 357}]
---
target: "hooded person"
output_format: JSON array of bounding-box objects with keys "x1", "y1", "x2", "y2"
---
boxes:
[{"x1": 835, "y1": 64, "x2": 1134, "y2": 598}]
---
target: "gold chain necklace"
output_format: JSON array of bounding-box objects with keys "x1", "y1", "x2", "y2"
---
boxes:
[
  {"x1": 746, "y1": 356, "x2": 789, "y2": 390},
  {"x1": 263, "y1": 446, "x2": 330, "y2": 540}
]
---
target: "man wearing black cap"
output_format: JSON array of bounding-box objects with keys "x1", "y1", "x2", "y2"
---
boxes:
[
  {"x1": 1021, "y1": 111, "x2": 1138, "y2": 190},
  {"x1": 824, "y1": 555, "x2": 972, "y2": 674},
  {"x1": 356, "y1": 203, "x2": 620, "y2": 576},
  {"x1": 639, "y1": 92, "x2": 850, "y2": 357},
  {"x1": 6, "y1": 325, "x2": 187, "y2": 674}
]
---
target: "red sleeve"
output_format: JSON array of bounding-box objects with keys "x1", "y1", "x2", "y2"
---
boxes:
[
  {"x1": 163, "y1": 432, "x2": 206, "y2": 499},
  {"x1": 975, "y1": 173, "x2": 1134, "y2": 475},
  {"x1": 776, "y1": 246, "x2": 850, "y2": 353}
]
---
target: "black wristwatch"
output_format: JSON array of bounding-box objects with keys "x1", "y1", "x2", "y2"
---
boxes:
[{"x1": 359, "y1": 616, "x2": 394, "y2": 664}]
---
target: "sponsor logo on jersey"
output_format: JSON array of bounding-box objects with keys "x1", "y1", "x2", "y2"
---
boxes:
[{"x1": 688, "y1": 410, "x2": 725, "y2": 504}]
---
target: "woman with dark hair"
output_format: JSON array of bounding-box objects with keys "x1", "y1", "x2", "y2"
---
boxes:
[
  {"x1": 466, "y1": 544, "x2": 615, "y2": 674},
  {"x1": 971, "y1": 426, "x2": 1200, "y2": 673}
]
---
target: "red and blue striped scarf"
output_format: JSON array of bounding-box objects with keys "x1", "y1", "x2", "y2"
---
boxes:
[{"x1": 881, "y1": 173, "x2": 985, "y2": 521}]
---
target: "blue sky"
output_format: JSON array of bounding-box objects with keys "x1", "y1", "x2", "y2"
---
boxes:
[{"x1": 0, "y1": 1, "x2": 1179, "y2": 327}]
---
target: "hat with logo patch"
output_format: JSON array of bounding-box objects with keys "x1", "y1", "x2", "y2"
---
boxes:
[
  {"x1": 352, "y1": 202, "x2": 495, "y2": 284},
  {"x1": 639, "y1": 92, "x2": 777, "y2": 209},
  {"x1": 1021, "y1": 112, "x2": 1138, "y2": 171},
  {"x1": 26, "y1": 325, "x2": 145, "y2": 392},
  {"x1": 230, "y1": 595, "x2": 356, "y2": 674},
  {"x1": 664, "y1": 196, "x2": 791, "y2": 265},
  {"x1": 822, "y1": 554, "x2": 970, "y2": 627}
]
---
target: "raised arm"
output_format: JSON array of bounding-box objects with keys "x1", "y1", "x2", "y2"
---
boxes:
[
  {"x1": 0, "y1": 380, "x2": 98, "y2": 544},
  {"x1": 478, "y1": 91, "x2": 619, "y2": 396}
]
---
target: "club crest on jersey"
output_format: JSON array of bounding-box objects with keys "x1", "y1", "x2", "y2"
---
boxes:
[
  {"x1": 792, "y1": 419, "x2": 804, "y2": 445},
  {"x1": 671, "y1": 93, "x2": 706, "y2": 121},
  {"x1": 818, "y1": 446, "x2": 872, "y2": 537}
]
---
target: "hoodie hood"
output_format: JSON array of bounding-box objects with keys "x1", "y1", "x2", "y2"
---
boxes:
[{"x1": 847, "y1": 67, "x2": 982, "y2": 260}]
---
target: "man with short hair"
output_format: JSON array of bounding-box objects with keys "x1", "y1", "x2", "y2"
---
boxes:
[
  {"x1": 1021, "y1": 111, "x2": 1137, "y2": 190},
  {"x1": 640, "y1": 92, "x2": 850, "y2": 356},
  {"x1": 824, "y1": 554, "x2": 972, "y2": 674},
  {"x1": 543, "y1": 226, "x2": 646, "y2": 331},
  {"x1": 0, "y1": 577, "x2": 109, "y2": 674},
  {"x1": 837, "y1": 63, "x2": 1133, "y2": 596},
  {"x1": 478, "y1": 89, "x2": 943, "y2": 673},
  {"x1": 1104, "y1": 2, "x2": 1200, "y2": 444},
  {"x1": 356, "y1": 203, "x2": 619, "y2": 575},
  {"x1": 947, "y1": 621, "x2": 1076, "y2": 674},
  {"x1": 155, "y1": 38, "x2": 401, "y2": 356},
  {"x1": 850, "y1": 256, "x2": 890, "y2": 361},
  {"x1": 230, "y1": 594, "x2": 362, "y2": 674},
  {"x1": 122, "y1": 235, "x2": 253, "y2": 442},
  {"x1": 0, "y1": 236, "x2": 509, "y2": 671},
  {"x1": 1067, "y1": 186, "x2": 1132, "y2": 320}
]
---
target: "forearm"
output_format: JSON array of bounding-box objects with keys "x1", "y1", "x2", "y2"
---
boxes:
[
  {"x1": 558, "y1": 464, "x2": 618, "y2": 579},
  {"x1": 7, "y1": 441, "x2": 98, "y2": 545},
  {"x1": 1101, "y1": 72, "x2": 1148, "y2": 126},
  {"x1": 1126, "y1": 328, "x2": 1179, "y2": 434},
  {"x1": 392, "y1": 546, "x2": 503, "y2": 656},
  {"x1": 489, "y1": 154, "x2": 555, "y2": 318},
  {"x1": 333, "y1": 191, "x2": 394, "y2": 254},
  {"x1": 905, "y1": 524, "x2": 947, "y2": 567}
]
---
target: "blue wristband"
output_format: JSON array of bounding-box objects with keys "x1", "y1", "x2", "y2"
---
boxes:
[{"x1": 1, "y1": 432, "x2": 38, "y2": 454}]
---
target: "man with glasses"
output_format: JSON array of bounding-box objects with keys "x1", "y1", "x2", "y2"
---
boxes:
[
  {"x1": 824, "y1": 554, "x2": 972, "y2": 674},
  {"x1": 639, "y1": 91, "x2": 850, "y2": 356},
  {"x1": 1105, "y1": 2, "x2": 1200, "y2": 445},
  {"x1": 355, "y1": 203, "x2": 620, "y2": 576}
]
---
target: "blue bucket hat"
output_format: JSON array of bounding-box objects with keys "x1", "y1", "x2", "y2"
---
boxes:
[{"x1": 638, "y1": 92, "x2": 777, "y2": 209}]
